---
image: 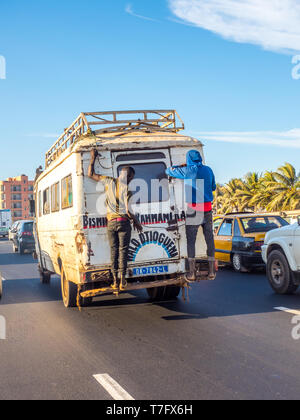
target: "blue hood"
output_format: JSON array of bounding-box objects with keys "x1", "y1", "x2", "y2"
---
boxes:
[
  {"x1": 186, "y1": 150, "x2": 203, "y2": 166},
  {"x1": 165, "y1": 149, "x2": 216, "y2": 205}
]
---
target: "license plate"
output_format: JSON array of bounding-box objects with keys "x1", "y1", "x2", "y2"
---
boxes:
[{"x1": 132, "y1": 265, "x2": 169, "y2": 276}]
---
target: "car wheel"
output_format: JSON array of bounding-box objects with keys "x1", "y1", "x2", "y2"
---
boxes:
[
  {"x1": 267, "y1": 250, "x2": 298, "y2": 295},
  {"x1": 232, "y1": 253, "x2": 248, "y2": 273}
]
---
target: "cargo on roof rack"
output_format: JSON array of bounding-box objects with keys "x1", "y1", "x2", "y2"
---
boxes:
[{"x1": 45, "y1": 110, "x2": 184, "y2": 168}]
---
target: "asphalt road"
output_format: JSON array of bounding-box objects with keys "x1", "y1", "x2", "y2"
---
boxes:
[{"x1": 1, "y1": 237, "x2": 300, "y2": 401}]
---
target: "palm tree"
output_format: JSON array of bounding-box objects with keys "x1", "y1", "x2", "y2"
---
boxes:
[
  {"x1": 217, "y1": 179, "x2": 242, "y2": 214},
  {"x1": 214, "y1": 163, "x2": 299, "y2": 213},
  {"x1": 265, "y1": 163, "x2": 300, "y2": 211},
  {"x1": 213, "y1": 183, "x2": 225, "y2": 214},
  {"x1": 247, "y1": 171, "x2": 276, "y2": 211},
  {"x1": 235, "y1": 172, "x2": 262, "y2": 212}
]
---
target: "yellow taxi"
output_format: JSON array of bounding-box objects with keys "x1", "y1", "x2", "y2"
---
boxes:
[{"x1": 213, "y1": 213, "x2": 289, "y2": 272}]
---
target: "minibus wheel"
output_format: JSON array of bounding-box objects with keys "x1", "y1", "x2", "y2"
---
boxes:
[
  {"x1": 164, "y1": 286, "x2": 181, "y2": 300},
  {"x1": 80, "y1": 296, "x2": 93, "y2": 307},
  {"x1": 61, "y1": 267, "x2": 77, "y2": 308},
  {"x1": 147, "y1": 285, "x2": 181, "y2": 300},
  {"x1": 39, "y1": 270, "x2": 51, "y2": 285},
  {"x1": 147, "y1": 286, "x2": 165, "y2": 301}
]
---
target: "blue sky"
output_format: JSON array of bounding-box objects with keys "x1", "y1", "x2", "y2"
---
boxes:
[{"x1": 0, "y1": 0, "x2": 299, "y2": 184}]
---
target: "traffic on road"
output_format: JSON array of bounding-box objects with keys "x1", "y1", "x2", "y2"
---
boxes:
[
  {"x1": 1, "y1": 218, "x2": 300, "y2": 401},
  {"x1": 0, "y1": 110, "x2": 300, "y2": 405}
]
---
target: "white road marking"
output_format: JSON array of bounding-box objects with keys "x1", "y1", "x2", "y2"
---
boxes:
[
  {"x1": 275, "y1": 307, "x2": 300, "y2": 316},
  {"x1": 93, "y1": 374, "x2": 135, "y2": 400}
]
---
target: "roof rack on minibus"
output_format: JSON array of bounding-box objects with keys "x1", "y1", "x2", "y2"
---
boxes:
[{"x1": 45, "y1": 110, "x2": 184, "y2": 168}]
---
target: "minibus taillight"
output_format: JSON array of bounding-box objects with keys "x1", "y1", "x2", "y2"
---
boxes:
[{"x1": 80, "y1": 272, "x2": 86, "y2": 283}]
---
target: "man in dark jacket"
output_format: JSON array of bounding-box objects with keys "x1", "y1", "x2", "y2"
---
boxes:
[{"x1": 166, "y1": 150, "x2": 216, "y2": 281}]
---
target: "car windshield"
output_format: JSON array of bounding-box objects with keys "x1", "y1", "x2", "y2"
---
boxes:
[{"x1": 240, "y1": 216, "x2": 289, "y2": 233}]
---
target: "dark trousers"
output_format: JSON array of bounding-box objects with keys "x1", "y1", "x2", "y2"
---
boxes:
[
  {"x1": 107, "y1": 220, "x2": 132, "y2": 277},
  {"x1": 186, "y1": 209, "x2": 215, "y2": 259}
]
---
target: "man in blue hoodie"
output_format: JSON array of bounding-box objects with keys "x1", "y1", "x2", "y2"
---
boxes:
[{"x1": 166, "y1": 150, "x2": 216, "y2": 281}]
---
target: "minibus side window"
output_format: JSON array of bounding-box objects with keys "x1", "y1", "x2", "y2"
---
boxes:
[
  {"x1": 38, "y1": 191, "x2": 42, "y2": 217},
  {"x1": 43, "y1": 188, "x2": 50, "y2": 215},
  {"x1": 51, "y1": 182, "x2": 60, "y2": 212},
  {"x1": 61, "y1": 175, "x2": 73, "y2": 209}
]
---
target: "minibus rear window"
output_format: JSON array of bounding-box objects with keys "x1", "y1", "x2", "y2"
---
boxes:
[
  {"x1": 116, "y1": 153, "x2": 166, "y2": 162},
  {"x1": 118, "y1": 162, "x2": 169, "y2": 203}
]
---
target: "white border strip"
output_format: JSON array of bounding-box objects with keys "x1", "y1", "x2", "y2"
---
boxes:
[
  {"x1": 93, "y1": 374, "x2": 135, "y2": 400},
  {"x1": 275, "y1": 307, "x2": 300, "y2": 316}
]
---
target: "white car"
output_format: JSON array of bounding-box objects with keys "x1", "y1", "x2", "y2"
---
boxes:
[{"x1": 262, "y1": 216, "x2": 300, "y2": 294}]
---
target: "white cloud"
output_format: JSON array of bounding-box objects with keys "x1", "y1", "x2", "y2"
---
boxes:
[
  {"x1": 125, "y1": 4, "x2": 160, "y2": 22},
  {"x1": 195, "y1": 129, "x2": 300, "y2": 148},
  {"x1": 168, "y1": 0, "x2": 300, "y2": 54}
]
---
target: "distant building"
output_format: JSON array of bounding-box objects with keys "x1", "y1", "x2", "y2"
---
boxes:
[{"x1": 0, "y1": 175, "x2": 34, "y2": 221}]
